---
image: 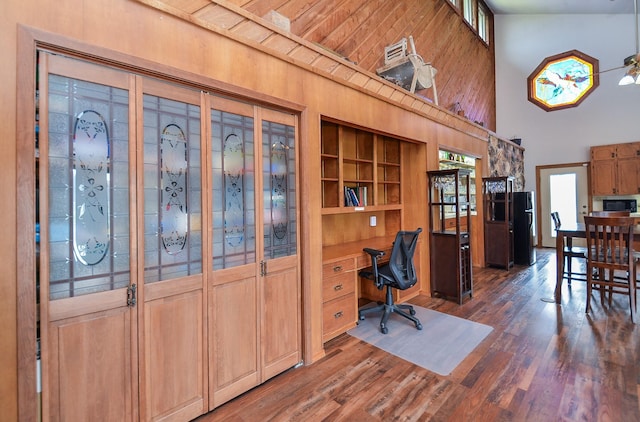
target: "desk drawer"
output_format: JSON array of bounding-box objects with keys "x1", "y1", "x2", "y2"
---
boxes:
[
  {"x1": 323, "y1": 271, "x2": 356, "y2": 303},
  {"x1": 322, "y1": 294, "x2": 356, "y2": 341},
  {"x1": 323, "y1": 258, "x2": 355, "y2": 278}
]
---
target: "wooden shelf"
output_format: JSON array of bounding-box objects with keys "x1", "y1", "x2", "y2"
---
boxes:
[
  {"x1": 320, "y1": 203, "x2": 402, "y2": 215},
  {"x1": 321, "y1": 121, "x2": 403, "y2": 213}
]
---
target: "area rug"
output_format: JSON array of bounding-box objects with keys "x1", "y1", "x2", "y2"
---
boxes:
[{"x1": 347, "y1": 305, "x2": 493, "y2": 376}]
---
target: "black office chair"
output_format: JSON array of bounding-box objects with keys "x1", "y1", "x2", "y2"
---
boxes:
[{"x1": 358, "y1": 228, "x2": 423, "y2": 334}]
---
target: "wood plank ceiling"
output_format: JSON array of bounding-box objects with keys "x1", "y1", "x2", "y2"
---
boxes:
[
  {"x1": 231, "y1": 0, "x2": 496, "y2": 130},
  {"x1": 139, "y1": 0, "x2": 496, "y2": 132}
]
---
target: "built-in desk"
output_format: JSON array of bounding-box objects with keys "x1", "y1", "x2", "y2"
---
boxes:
[{"x1": 321, "y1": 236, "x2": 422, "y2": 342}]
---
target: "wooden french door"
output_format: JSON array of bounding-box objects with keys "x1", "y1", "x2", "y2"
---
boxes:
[
  {"x1": 138, "y1": 78, "x2": 207, "y2": 421},
  {"x1": 39, "y1": 55, "x2": 209, "y2": 421},
  {"x1": 257, "y1": 109, "x2": 301, "y2": 381},
  {"x1": 39, "y1": 54, "x2": 138, "y2": 421},
  {"x1": 38, "y1": 51, "x2": 300, "y2": 421},
  {"x1": 207, "y1": 99, "x2": 300, "y2": 408}
]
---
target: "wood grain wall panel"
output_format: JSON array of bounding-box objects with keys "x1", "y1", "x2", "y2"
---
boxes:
[{"x1": 238, "y1": 0, "x2": 496, "y2": 130}]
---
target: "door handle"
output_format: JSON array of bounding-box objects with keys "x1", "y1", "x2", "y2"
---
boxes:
[{"x1": 127, "y1": 284, "x2": 137, "y2": 307}]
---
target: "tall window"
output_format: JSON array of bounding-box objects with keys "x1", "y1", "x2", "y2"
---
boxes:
[
  {"x1": 478, "y1": 3, "x2": 489, "y2": 43},
  {"x1": 463, "y1": 0, "x2": 475, "y2": 26}
]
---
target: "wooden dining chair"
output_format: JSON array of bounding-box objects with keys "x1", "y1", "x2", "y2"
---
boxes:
[
  {"x1": 584, "y1": 216, "x2": 637, "y2": 323},
  {"x1": 590, "y1": 211, "x2": 631, "y2": 217},
  {"x1": 551, "y1": 211, "x2": 586, "y2": 285}
]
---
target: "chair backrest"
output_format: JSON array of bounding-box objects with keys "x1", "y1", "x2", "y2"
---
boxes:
[
  {"x1": 551, "y1": 211, "x2": 561, "y2": 229},
  {"x1": 584, "y1": 216, "x2": 635, "y2": 270},
  {"x1": 591, "y1": 211, "x2": 631, "y2": 217},
  {"x1": 388, "y1": 228, "x2": 422, "y2": 290}
]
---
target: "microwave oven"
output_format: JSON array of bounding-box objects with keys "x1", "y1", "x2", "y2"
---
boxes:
[{"x1": 602, "y1": 199, "x2": 637, "y2": 213}]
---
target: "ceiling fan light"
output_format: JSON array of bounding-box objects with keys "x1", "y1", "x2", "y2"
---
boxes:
[{"x1": 619, "y1": 74, "x2": 635, "y2": 85}]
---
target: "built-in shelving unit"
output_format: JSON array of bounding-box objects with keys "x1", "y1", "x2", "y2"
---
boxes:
[
  {"x1": 321, "y1": 121, "x2": 402, "y2": 214},
  {"x1": 321, "y1": 120, "x2": 412, "y2": 342}
]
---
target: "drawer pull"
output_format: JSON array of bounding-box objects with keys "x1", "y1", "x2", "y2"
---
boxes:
[
  {"x1": 334, "y1": 284, "x2": 343, "y2": 291},
  {"x1": 333, "y1": 265, "x2": 342, "y2": 272},
  {"x1": 334, "y1": 311, "x2": 343, "y2": 319}
]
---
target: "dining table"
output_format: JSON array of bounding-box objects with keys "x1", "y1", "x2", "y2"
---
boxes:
[{"x1": 554, "y1": 217, "x2": 640, "y2": 304}]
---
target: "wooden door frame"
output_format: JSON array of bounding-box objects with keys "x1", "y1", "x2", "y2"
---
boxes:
[
  {"x1": 535, "y1": 162, "x2": 591, "y2": 248},
  {"x1": 16, "y1": 26, "x2": 40, "y2": 422}
]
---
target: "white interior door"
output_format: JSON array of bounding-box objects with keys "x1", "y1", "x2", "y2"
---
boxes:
[{"x1": 538, "y1": 164, "x2": 589, "y2": 247}]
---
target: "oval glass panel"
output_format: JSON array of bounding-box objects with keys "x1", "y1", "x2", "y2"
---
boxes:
[
  {"x1": 224, "y1": 132, "x2": 245, "y2": 248},
  {"x1": 161, "y1": 123, "x2": 188, "y2": 254},
  {"x1": 271, "y1": 139, "x2": 288, "y2": 240},
  {"x1": 73, "y1": 110, "x2": 110, "y2": 266}
]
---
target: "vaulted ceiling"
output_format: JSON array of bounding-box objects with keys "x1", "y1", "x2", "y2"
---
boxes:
[{"x1": 224, "y1": 0, "x2": 496, "y2": 129}]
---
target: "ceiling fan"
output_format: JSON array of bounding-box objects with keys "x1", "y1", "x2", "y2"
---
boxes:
[{"x1": 618, "y1": 0, "x2": 640, "y2": 85}]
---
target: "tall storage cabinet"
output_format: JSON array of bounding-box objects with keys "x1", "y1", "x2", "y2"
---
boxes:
[
  {"x1": 427, "y1": 169, "x2": 473, "y2": 304},
  {"x1": 482, "y1": 176, "x2": 514, "y2": 269}
]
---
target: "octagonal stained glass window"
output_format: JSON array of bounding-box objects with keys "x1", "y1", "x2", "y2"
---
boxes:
[{"x1": 527, "y1": 50, "x2": 599, "y2": 111}]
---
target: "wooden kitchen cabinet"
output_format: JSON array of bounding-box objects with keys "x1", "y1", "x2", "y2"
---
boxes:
[{"x1": 591, "y1": 142, "x2": 640, "y2": 195}]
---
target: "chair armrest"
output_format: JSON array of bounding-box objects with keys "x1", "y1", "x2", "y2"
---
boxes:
[
  {"x1": 360, "y1": 248, "x2": 386, "y2": 284},
  {"x1": 363, "y1": 248, "x2": 385, "y2": 258}
]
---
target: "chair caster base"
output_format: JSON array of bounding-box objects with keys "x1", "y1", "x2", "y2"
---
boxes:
[
  {"x1": 380, "y1": 325, "x2": 388, "y2": 334},
  {"x1": 416, "y1": 323, "x2": 423, "y2": 330}
]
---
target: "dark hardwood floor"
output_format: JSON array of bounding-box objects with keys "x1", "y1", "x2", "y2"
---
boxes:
[{"x1": 196, "y1": 249, "x2": 640, "y2": 421}]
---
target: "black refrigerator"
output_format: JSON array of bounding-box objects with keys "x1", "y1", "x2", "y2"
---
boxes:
[{"x1": 513, "y1": 191, "x2": 536, "y2": 265}]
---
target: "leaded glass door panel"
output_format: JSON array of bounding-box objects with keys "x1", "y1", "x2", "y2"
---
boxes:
[
  {"x1": 39, "y1": 53, "x2": 137, "y2": 422},
  {"x1": 140, "y1": 78, "x2": 206, "y2": 421},
  {"x1": 207, "y1": 99, "x2": 300, "y2": 408},
  {"x1": 208, "y1": 97, "x2": 260, "y2": 408},
  {"x1": 259, "y1": 109, "x2": 300, "y2": 380}
]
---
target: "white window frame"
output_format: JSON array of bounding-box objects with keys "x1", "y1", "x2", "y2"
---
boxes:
[
  {"x1": 463, "y1": 0, "x2": 475, "y2": 27},
  {"x1": 478, "y1": 3, "x2": 489, "y2": 43}
]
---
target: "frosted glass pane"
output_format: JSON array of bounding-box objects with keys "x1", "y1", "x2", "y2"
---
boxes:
[
  {"x1": 210, "y1": 107, "x2": 256, "y2": 270},
  {"x1": 143, "y1": 93, "x2": 202, "y2": 283},
  {"x1": 262, "y1": 120, "x2": 297, "y2": 259},
  {"x1": 46, "y1": 73, "x2": 130, "y2": 299}
]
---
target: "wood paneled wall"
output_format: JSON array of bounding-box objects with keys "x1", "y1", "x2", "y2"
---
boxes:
[{"x1": 230, "y1": 0, "x2": 496, "y2": 130}]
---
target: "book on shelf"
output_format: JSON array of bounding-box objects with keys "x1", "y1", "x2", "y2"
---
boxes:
[
  {"x1": 344, "y1": 186, "x2": 367, "y2": 207},
  {"x1": 357, "y1": 186, "x2": 367, "y2": 206}
]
